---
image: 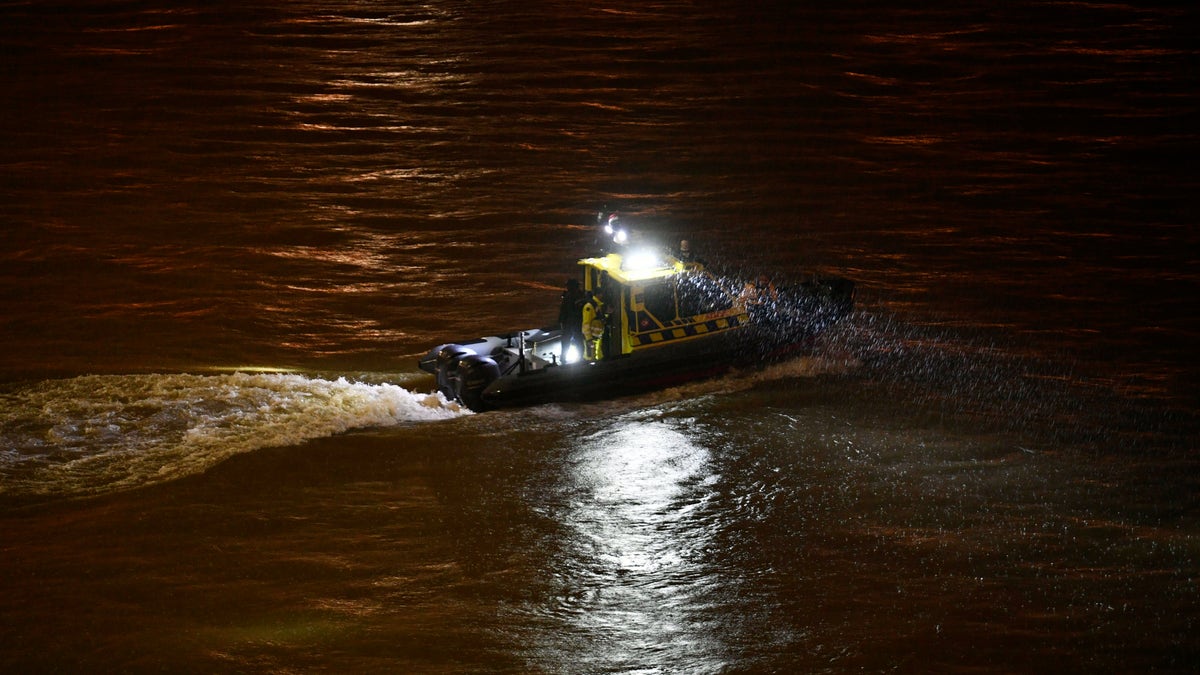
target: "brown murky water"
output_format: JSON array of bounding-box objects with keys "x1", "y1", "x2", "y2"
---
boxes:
[{"x1": 2, "y1": 1, "x2": 1197, "y2": 671}]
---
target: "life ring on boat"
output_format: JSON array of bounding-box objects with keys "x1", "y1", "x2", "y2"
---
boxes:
[
  {"x1": 434, "y1": 344, "x2": 475, "y2": 401},
  {"x1": 455, "y1": 354, "x2": 500, "y2": 412}
]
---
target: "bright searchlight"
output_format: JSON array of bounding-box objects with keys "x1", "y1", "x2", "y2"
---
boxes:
[{"x1": 623, "y1": 247, "x2": 661, "y2": 272}]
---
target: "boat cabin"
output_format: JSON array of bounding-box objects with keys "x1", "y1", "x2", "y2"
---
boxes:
[{"x1": 578, "y1": 251, "x2": 748, "y2": 359}]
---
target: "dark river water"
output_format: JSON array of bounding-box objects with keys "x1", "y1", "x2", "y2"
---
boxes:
[{"x1": 2, "y1": 1, "x2": 1197, "y2": 672}]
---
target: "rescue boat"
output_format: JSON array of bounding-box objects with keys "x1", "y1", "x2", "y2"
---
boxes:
[{"x1": 418, "y1": 242, "x2": 854, "y2": 411}]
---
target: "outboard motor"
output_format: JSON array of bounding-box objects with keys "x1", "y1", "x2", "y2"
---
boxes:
[
  {"x1": 456, "y1": 354, "x2": 501, "y2": 412},
  {"x1": 434, "y1": 344, "x2": 475, "y2": 401}
]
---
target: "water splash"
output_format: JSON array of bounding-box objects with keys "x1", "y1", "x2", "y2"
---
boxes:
[{"x1": 0, "y1": 372, "x2": 468, "y2": 498}]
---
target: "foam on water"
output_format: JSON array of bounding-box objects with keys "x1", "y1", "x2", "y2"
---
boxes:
[{"x1": 0, "y1": 372, "x2": 468, "y2": 498}]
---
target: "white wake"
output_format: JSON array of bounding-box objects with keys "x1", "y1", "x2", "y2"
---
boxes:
[{"x1": 0, "y1": 372, "x2": 468, "y2": 498}]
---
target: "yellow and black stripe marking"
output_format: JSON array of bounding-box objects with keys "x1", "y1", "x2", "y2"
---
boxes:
[{"x1": 633, "y1": 314, "x2": 746, "y2": 347}]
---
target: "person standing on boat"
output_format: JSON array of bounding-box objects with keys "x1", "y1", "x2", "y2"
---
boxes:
[
  {"x1": 675, "y1": 238, "x2": 706, "y2": 267},
  {"x1": 581, "y1": 286, "x2": 608, "y2": 361},
  {"x1": 558, "y1": 278, "x2": 586, "y2": 363},
  {"x1": 742, "y1": 274, "x2": 778, "y2": 304},
  {"x1": 677, "y1": 239, "x2": 694, "y2": 263},
  {"x1": 742, "y1": 274, "x2": 779, "y2": 322}
]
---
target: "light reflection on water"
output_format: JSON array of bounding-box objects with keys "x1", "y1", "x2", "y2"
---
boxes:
[{"x1": 526, "y1": 414, "x2": 732, "y2": 672}]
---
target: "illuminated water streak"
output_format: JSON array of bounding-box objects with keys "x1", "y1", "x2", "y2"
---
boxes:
[{"x1": 518, "y1": 413, "x2": 738, "y2": 672}]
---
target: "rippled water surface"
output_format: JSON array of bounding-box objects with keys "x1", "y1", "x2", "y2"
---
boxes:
[{"x1": 1, "y1": 1, "x2": 1197, "y2": 672}]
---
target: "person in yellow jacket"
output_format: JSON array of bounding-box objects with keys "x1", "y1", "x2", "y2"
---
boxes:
[
  {"x1": 581, "y1": 288, "x2": 607, "y2": 361},
  {"x1": 741, "y1": 274, "x2": 778, "y2": 306}
]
